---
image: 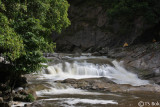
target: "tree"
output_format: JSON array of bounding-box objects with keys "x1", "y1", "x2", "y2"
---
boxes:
[
  {"x1": 0, "y1": 0, "x2": 70, "y2": 90},
  {"x1": 106, "y1": 0, "x2": 160, "y2": 24},
  {"x1": 99, "y1": 0, "x2": 160, "y2": 39}
]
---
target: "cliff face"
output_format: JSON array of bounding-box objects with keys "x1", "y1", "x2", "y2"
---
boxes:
[
  {"x1": 54, "y1": 0, "x2": 160, "y2": 53},
  {"x1": 53, "y1": 0, "x2": 160, "y2": 84}
]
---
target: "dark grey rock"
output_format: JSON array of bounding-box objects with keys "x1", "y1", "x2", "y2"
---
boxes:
[
  {"x1": 25, "y1": 102, "x2": 42, "y2": 107},
  {"x1": 0, "y1": 102, "x2": 11, "y2": 107},
  {"x1": 13, "y1": 94, "x2": 26, "y2": 102},
  {"x1": 0, "y1": 91, "x2": 2, "y2": 97},
  {"x1": 53, "y1": 0, "x2": 157, "y2": 53},
  {"x1": 59, "y1": 77, "x2": 160, "y2": 93},
  {"x1": 0, "y1": 84, "x2": 8, "y2": 91},
  {"x1": 92, "y1": 52, "x2": 101, "y2": 56},
  {"x1": 106, "y1": 43, "x2": 160, "y2": 84}
]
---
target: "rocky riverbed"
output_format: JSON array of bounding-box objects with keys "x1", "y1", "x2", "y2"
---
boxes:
[
  {"x1": 55, "y1": 77, "x2": 160, "y2": 93},
  {"x1": 92, "y1": 43, "x2": 160, "y2": 85},
  {"x1": 20, "y1": 53, "x2": 160, "y2": 107}
]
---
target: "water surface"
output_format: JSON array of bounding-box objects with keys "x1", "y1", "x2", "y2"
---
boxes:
[{"x1": 25, "y1": 53, "x2": 160, "y2": 107}]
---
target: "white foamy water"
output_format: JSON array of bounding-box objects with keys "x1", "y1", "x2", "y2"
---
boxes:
[
  {"x1": 66, "y1": 56, "x2": 107, "y2": 60},
  {"x1": 63, "y1": 98, "x2": 118, "y2": 105},
  {"x1": 43, "y1": 98, "x2": 118, "y2": 105},
  {"x1": 11, "y1": 102, "x2": 31, "y2": 107},
  {"x1": 36, "y1": 87, "x2": 105, "y2": 96},
  {"x1": 41, "y1": 60, "x2": 149, "y2": 86}
]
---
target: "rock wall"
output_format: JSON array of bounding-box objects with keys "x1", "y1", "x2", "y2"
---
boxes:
[
  {"x1": 53, "y1": 0, "x2": 160, "y2": 84},
  {"x1": 53, "y1": 0, "x2": 160, "y2": 53}
]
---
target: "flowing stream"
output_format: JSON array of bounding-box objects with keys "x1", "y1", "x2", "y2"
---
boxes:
[{"x1": 24, "y1": 53, "x2": 160, "y2": 107}]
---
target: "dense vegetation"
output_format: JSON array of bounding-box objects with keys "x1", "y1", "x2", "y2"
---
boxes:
[
  {"x1": 68, "y1": 0, "x2": 160, "y2": 42},
  {"x1": 96, "y1": 0, "x2": 160, "y2": 42},
  {"x1": 99, "y1": 0, "x2": 160, "y2": 23},
  {"x1": 0, "y1": 0, "x2": 70, "y2": 88}
]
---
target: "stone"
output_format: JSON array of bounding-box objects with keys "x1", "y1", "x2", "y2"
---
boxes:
[
  {"x1": 62, "y1": 79, "x2": 77, "y2": 84},
  {"x1": 0, "y1": 57, "x2": 4, "y2": 62},
  {"x1": 13, "y1": 94, "x2": 26, "y2": 102},
  {"x1": 25, "y1": 102, "x2": 42, "y2": 107},
  {"x1": 0, "y1": 97, "x2": 3, "y2": 103},
  {"x1": 26, "y1": 90, "x2": 37, "y2": 100},
  {"x1": 0, "y1": 102, "x2": 11, "y2": 107},
  {"x1": 15, "y1": 88, "x2": 28, "y2": 95},
  {"x1": 0, "y1": 91, "x2": 2, "y2": 97},
  {"x1": 59, "y1": 77, "x2": 160, "y2": 93},
  {"x1": 0, "y1": 84, "x2": 8, "y2": 91},
  {"x1": 15, "y1": 76, "x2": 28, "y2": 88},
  {"x1": 92, "y1": 52, "x2": 101, "y2": 56},
  {"x1": 19, "y1": 90, "x2": 28, "y2": 95},
  {"x1": 99, "y1": 47, "x2": 109, "y2": 55}
]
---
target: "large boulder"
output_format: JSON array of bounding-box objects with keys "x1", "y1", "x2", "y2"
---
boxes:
[
  {"x1": 106, "y1": 43, "x2": 160, "y2": 84},
  {"x1": 56, "y1": 77, "x2": 160, "y2": 93},
  {"x1": 24, "y1": 102, "x2": 42, "y2": 107}
]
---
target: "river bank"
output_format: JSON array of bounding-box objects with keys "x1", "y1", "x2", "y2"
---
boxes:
[
  {"x1": 91, "y1": 43, "x2": 160, "y2": 85},
  {"x1": 1, "y1": 45, "x2": 159, "y2": 107},
  {"x1": 0, "y1": 63, "x2": 36, "y2": 107}
]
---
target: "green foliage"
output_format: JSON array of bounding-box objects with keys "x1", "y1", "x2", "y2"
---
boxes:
[
  {"x1": 103, "y1": 0, "x2": 160, "y2": 24},
  {"x1": 0, "y1": 13, "x2": 25, "y2": 61},
  {"x1": 97, "y1": 0, "x2": 160, "y2": 37},
  {"x1": 0, "y1": 0, "x2": 70, "y2": 75},
  {"x1": 25, "y1": 94, "x2": 35, "y2": 102}
]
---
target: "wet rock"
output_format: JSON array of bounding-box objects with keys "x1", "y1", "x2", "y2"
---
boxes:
[
  {"x1": 106, "y1": 43, "x2": 160, "y2": 84},
  {"x1": 3, "y1": 89, "x2": 11, "y2": 96},
  {"x1": 107, "y1": 48, "x2": 127, "y2": 58},
  {"x1": 0, "y1": 97, "x2": 3, "y2": 102},
  {"x1": 15, "y1": 76, "x2": 28, "y2": 88},
  {"x1": 3, "y1": 94, "x2": 10, "y2": 101},
  {"x1": 92, "y1": 52, "x2": 101, "y2": 56},
  {"x1": 0, "y1": 102, "x2": 11, "y2": 107},
  {"x1": 0, "y1": 57, "x2": 4, "y2": 62},
  {"x1": 61, "y1": 77, "x2": 116, "y2": 91},
  {"x1": 15, "y1": 87, "x2": 23, "y2": 92},
  {"x1": 25, "y1": 102, "x2": 42, "y2": 107},
  {"x1": 19, "y1": 90, "x2": 28, "y2": 95},
  {"x1": 62, "y1": 78, "x2": 78, "y2": 84},
  {"x1": 0, "y1": 84, "x2": 8, "y2": 91},
  {"x1": 15, "y1": 87, "x2": 28, "y2": 95},
  {"x1": 99, "y1": 47, "x2": 109, "y2": 55},
  {"x1": 0, "y1": 91, "x2": 2, "y2": 96},
  {"x1": 13, "y1": 94, "x2": 26, "y2": 102},
  {"x1": 151, "y1": 77, "x2": 160, "y2": 85},
  {"x1": 60, "y1": 78, "x2": 160, "y2": 93},
  {"x1": 13, "y1": 89, "x2": 36, "y2": 102},
  {"x1": 25, "y1": 89, "x2": 37, "y2": 100},
  {"x1": 29, "y1": 91, "x2": 37, "y2": 100},
  {"x1": 72, "y1": 47, "x2": 82, "y2": 54}
]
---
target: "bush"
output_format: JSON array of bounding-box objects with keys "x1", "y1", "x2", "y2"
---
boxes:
[{"x1": 25, "y1": 94, "x2": 35, "y2": 102}]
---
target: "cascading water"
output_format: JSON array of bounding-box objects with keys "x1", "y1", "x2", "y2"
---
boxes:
[
  {"x1": 21, "y1": 53, "x2": 158, "y2": 107},
  {"x1": 42, "y1": 59, "x2": 149, "y2": 86}
]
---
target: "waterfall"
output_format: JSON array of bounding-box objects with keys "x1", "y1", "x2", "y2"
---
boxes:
[{"x1": 43, "y1": 60, "x2": 149, "y2": 86}]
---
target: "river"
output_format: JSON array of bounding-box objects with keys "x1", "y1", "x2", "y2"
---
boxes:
[{"x1": 23, "y1": 53, "x2": 160, "y2": 107}]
